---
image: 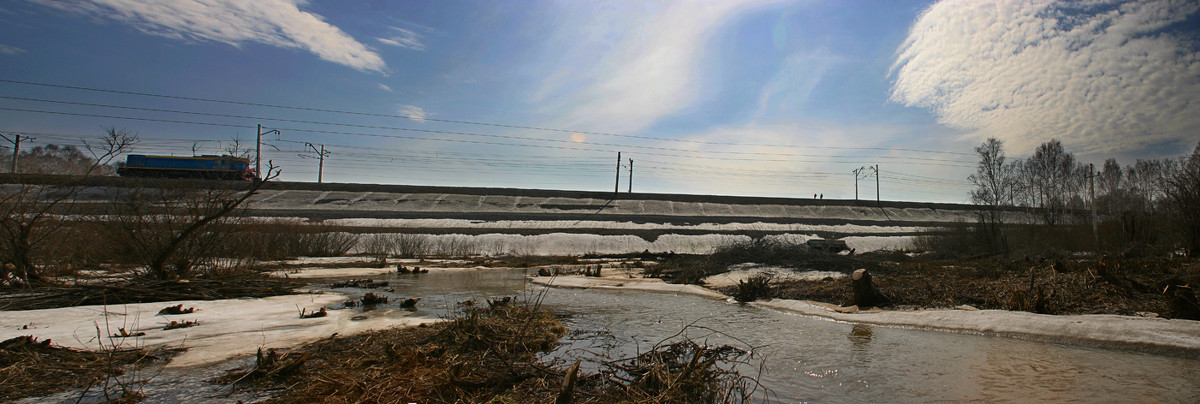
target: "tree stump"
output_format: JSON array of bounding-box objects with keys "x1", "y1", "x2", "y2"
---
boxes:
[
  {"x1": 851, "y1": 269, "x2": 891, "y2": 308},
  {"x1": 1165, "y1": 284, "x2": 1200, "y2": 320}
]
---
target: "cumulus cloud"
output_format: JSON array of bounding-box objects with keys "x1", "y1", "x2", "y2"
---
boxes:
[
  {"x1": 398, "y1": 104, "x2": 428, "y2": 122},
  {"x1": 890, "y1": 0, "x2": 1200, "y2": 156},
  {"x1": 376, "y1": 26, "x2": 425, "y2": 51},
  {"x1": 31, "y1": 0, "x2": 386, "y2": 73}
]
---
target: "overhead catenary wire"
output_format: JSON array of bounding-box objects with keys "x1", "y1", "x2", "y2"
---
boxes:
[
  {"x1": 3, "y1": 128, "x2": 972, "y2": 194},
  {"x1": 0, "y1": 107, "x2": 972, "y2": 167},
  {"x1": 0, "y1": 78, "x2": 974, "y2": 156},
  {"x1": 3, "y1": 139, "x2": 969, "y2": 200},
  {"x1": 0, "y1": 96, "x2": 977, "y2": 165}
]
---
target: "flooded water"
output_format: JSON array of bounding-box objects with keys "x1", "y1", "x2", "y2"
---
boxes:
[
  {"x1": 323, "y1": 268, "x2": 1200, "y2": 402},
  {"x1": 26, "y1": 267, "x2": 1199, "y2": 403}
]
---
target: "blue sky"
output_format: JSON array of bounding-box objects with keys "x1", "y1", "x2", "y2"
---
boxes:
[{"x1": 1, "y1": 0, "x2": 1197, "y2": 203}]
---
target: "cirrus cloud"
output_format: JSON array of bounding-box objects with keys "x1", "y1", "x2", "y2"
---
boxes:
[
  {"x1": 535, "y1": 0, "x2": 783, "y2": 134},
  {"x1": 30, "y1": 0, "x2": 386, "y2": 73},
  {"x1": 377, "y1": 26, "x2": 425, "y2": 51},
  {"x1": 890, "y1": 0, "x2": 1200, "y2": 156}
]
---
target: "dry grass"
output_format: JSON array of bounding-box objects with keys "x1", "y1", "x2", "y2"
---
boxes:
[
  {"x1": 0, "y1": 335, "x2": 171, "y2": 402},
  {"x1": 0, "y1": 275, "x2": 301, "y2": 310},
  {"x1": 219, "y1": 301, "x2": 762, "y2": 403},
  {"x1": 228, "y1": 303, "x2": 568, "y2": 403},
  {"x1": 770, "y1": 256, "x2": 1200, "y2": 317}
]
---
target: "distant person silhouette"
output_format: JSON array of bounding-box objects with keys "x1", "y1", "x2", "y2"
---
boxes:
[{"x1": 820, "y1": 194, "x2": 823, "y2": 199}]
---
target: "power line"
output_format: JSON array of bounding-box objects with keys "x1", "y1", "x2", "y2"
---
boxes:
[
  {"x1": 0, "y1": 78, "x2": 974, "y2": 156},
  {"x1": 2, "y1": 127, "x2": 973, "y2": 192},
  {"x1": 0, "y1": 95, "x2": 977, "y2": 164}
]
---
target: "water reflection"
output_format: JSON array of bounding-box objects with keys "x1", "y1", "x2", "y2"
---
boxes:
[
  {"x1": 270, "y1": 269, "x2": 1200, "y2": 402},
  {"x1": 848, "y1": 324, "x2": 873, "y2": 347}
]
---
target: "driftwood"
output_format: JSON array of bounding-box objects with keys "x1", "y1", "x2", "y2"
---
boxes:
[
  {"x1": 850, "y1": 269, "x2": 891, "y2": 308},
  {"x1": 556, "y1": 360, "x2": 581, "y2": 404}
]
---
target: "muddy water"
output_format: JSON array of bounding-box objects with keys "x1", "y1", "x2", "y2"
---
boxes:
[
  {"x1": 331, "y1": 268, "x2": 1200, "y2": 402},
  {"x1": 32, "y1": 268, "x2": 1198, "y2": 403}
]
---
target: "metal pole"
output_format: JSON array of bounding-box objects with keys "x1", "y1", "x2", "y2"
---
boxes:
[
  {"x1": 628, "y1": 158, "x2": 638, "y2": 193},
  {"x1": 853, "y1": 167, "x2": 862, "y2": 200},
  {"x1": 875, "y1": 164, "x2": 880, "y2": 202},
  {"x1": 318, "y1": 144, "x2": 325, "y2": 183},
  {"x1": 256, "y1": 124, "x2": 263, "y2": 178},
  {"x1": 306, "y1": 142, "x2": 328, "y2": 183},
  {"x1": 614, "y1": 152, "x2": 621, "y2": 194},
  {"x1": 10, "y1": 135, "x2": 18, "y2": 174}
]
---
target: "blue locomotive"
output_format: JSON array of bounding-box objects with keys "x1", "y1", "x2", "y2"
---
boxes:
[{"x1": 117, "y1": 155, "x2": 256, "y2": 180}]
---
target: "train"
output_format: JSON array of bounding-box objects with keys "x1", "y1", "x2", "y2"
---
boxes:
[{"x1": 116, "y1": 155, "x2": 257, "y2": 180}]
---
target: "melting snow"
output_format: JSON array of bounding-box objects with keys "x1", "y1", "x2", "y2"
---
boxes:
[
  {"x1": 0, "y1": 293, "x2": 439, "y2": 368},
  {"x1": 534, "y1": 275, "x2": 1200, "y2": 356}
]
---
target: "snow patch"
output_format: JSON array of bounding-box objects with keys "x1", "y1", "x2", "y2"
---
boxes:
[
  {"x1": 702, "y1": 264, "x2": 846, "y2": 288},
  {"x1": 843, "y1": 235, "x2": 915, "y2": 252},
  {"x1": 756, "y1": 299, "x2": 1200, "y2": 356},
  {"x1": 530, "y1": 275, "x2": 727, "y2": 299},
  {"x1": 0, "y1": 293, "x2": 439, "y2": 368}
]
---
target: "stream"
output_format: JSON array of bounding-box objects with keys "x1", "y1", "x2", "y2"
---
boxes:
[
  {"x1": 27, "y1": 267, "x2": 1200, "y2": 403},
  {"x1": 305, "y1": 268, "x2": 1200, "y2": 402}
]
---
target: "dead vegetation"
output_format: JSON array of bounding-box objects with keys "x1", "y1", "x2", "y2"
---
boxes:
[
  {"x1": 0, "y1": 335, "x2": 171, "y2": 402},
  {"x1": 0, "y1": 276, "x2": 300, "y2": 311},
  {"x1": 223, "y1": 303, "x2": 568, "y2": 402},
  {"x1": 218, "y1": 301, "x2": 761, "y2": 403},
  {"x1": 653, "y1": 236, "x2": 1200, "y2": 318},
  {"x1": 766, "y1": 255, "x2": 1200, "y2": 317}
]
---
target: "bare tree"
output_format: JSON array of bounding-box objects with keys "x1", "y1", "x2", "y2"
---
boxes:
[
  {"x1": 222, "y1": 137, "x2": 253, "y2": 159},
  {"x1": 1096, "y1": 158, "x2": 1125, "y2": 213},
  {"x1": 1025, "y1": 139, "x2": 1077, "y2": 225},
  {"x1": 1165, "y1": 142, "x2": 1200, "y2": 257},
  {"x1": 14, "y1": 144, "x2": 105, "y2": 175},
  {"x1": 105, "y1": 163, "x2": 281, "y2": 280},
  {"x1": 0, "y1": 128, "x2": 137, "y2": 286},
  {"x1": 968, "y1": 138, "x2": 1013, "y2": 237}
]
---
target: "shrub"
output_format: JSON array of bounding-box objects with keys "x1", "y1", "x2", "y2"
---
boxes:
[{"x1": 733, "y1": 274, "x2": 772, "y2": 303}]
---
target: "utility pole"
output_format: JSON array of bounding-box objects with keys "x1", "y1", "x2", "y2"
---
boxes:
[
  {"x1": 256, "y1": 124, "x2": 262, "y2": 178},
  {"x1": 306, "y1": 142, "x2": 330, "y2": 183},
  {"x1": 873, "y1": 164, "x2": 880, "y2": 202},
  {"x1": 1090, "y1": 163, "x2": 1098, "y2": 250},
  {"x1": 256, "y1": 124, "x2": 280, "y2": 179},
  {"x1": 852, "y1": 166, "x2": 866, "y2": 200},
  {"x1": 614, "y1": 152, "x2": 621, "y2": 195},
  {"x1": 628, "y1": 158, "x2": 633, "y2": 193},
  {"x1": 1, "y1": 134, "x2": 31, "y2": 173}
]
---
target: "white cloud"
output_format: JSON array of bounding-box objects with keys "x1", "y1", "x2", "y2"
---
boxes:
[
  {"x1": 398, "y1": 104, "x2": 427, "y2": 122},
  {"x1": 31, "y1": 0, "x2": 386, "y2": 73},
  {"x1": 638, "y1": 121, "x2": 951, "y2": 199},
  {"x1": 890, "y1": 0, "x2": 1200, "y2": 156},
  {"x1": 377, "y1": 83, "x2": 393, "y2": 92},
  {"x1": 0, "y1": 43, "x2": 25, "y2": 55},
  {"x1": 535, "y1": 0, "x2": 782, "y2": 133},
  {"x1": 376, "y1": 26, "x2": 425, "y2": 51}
]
